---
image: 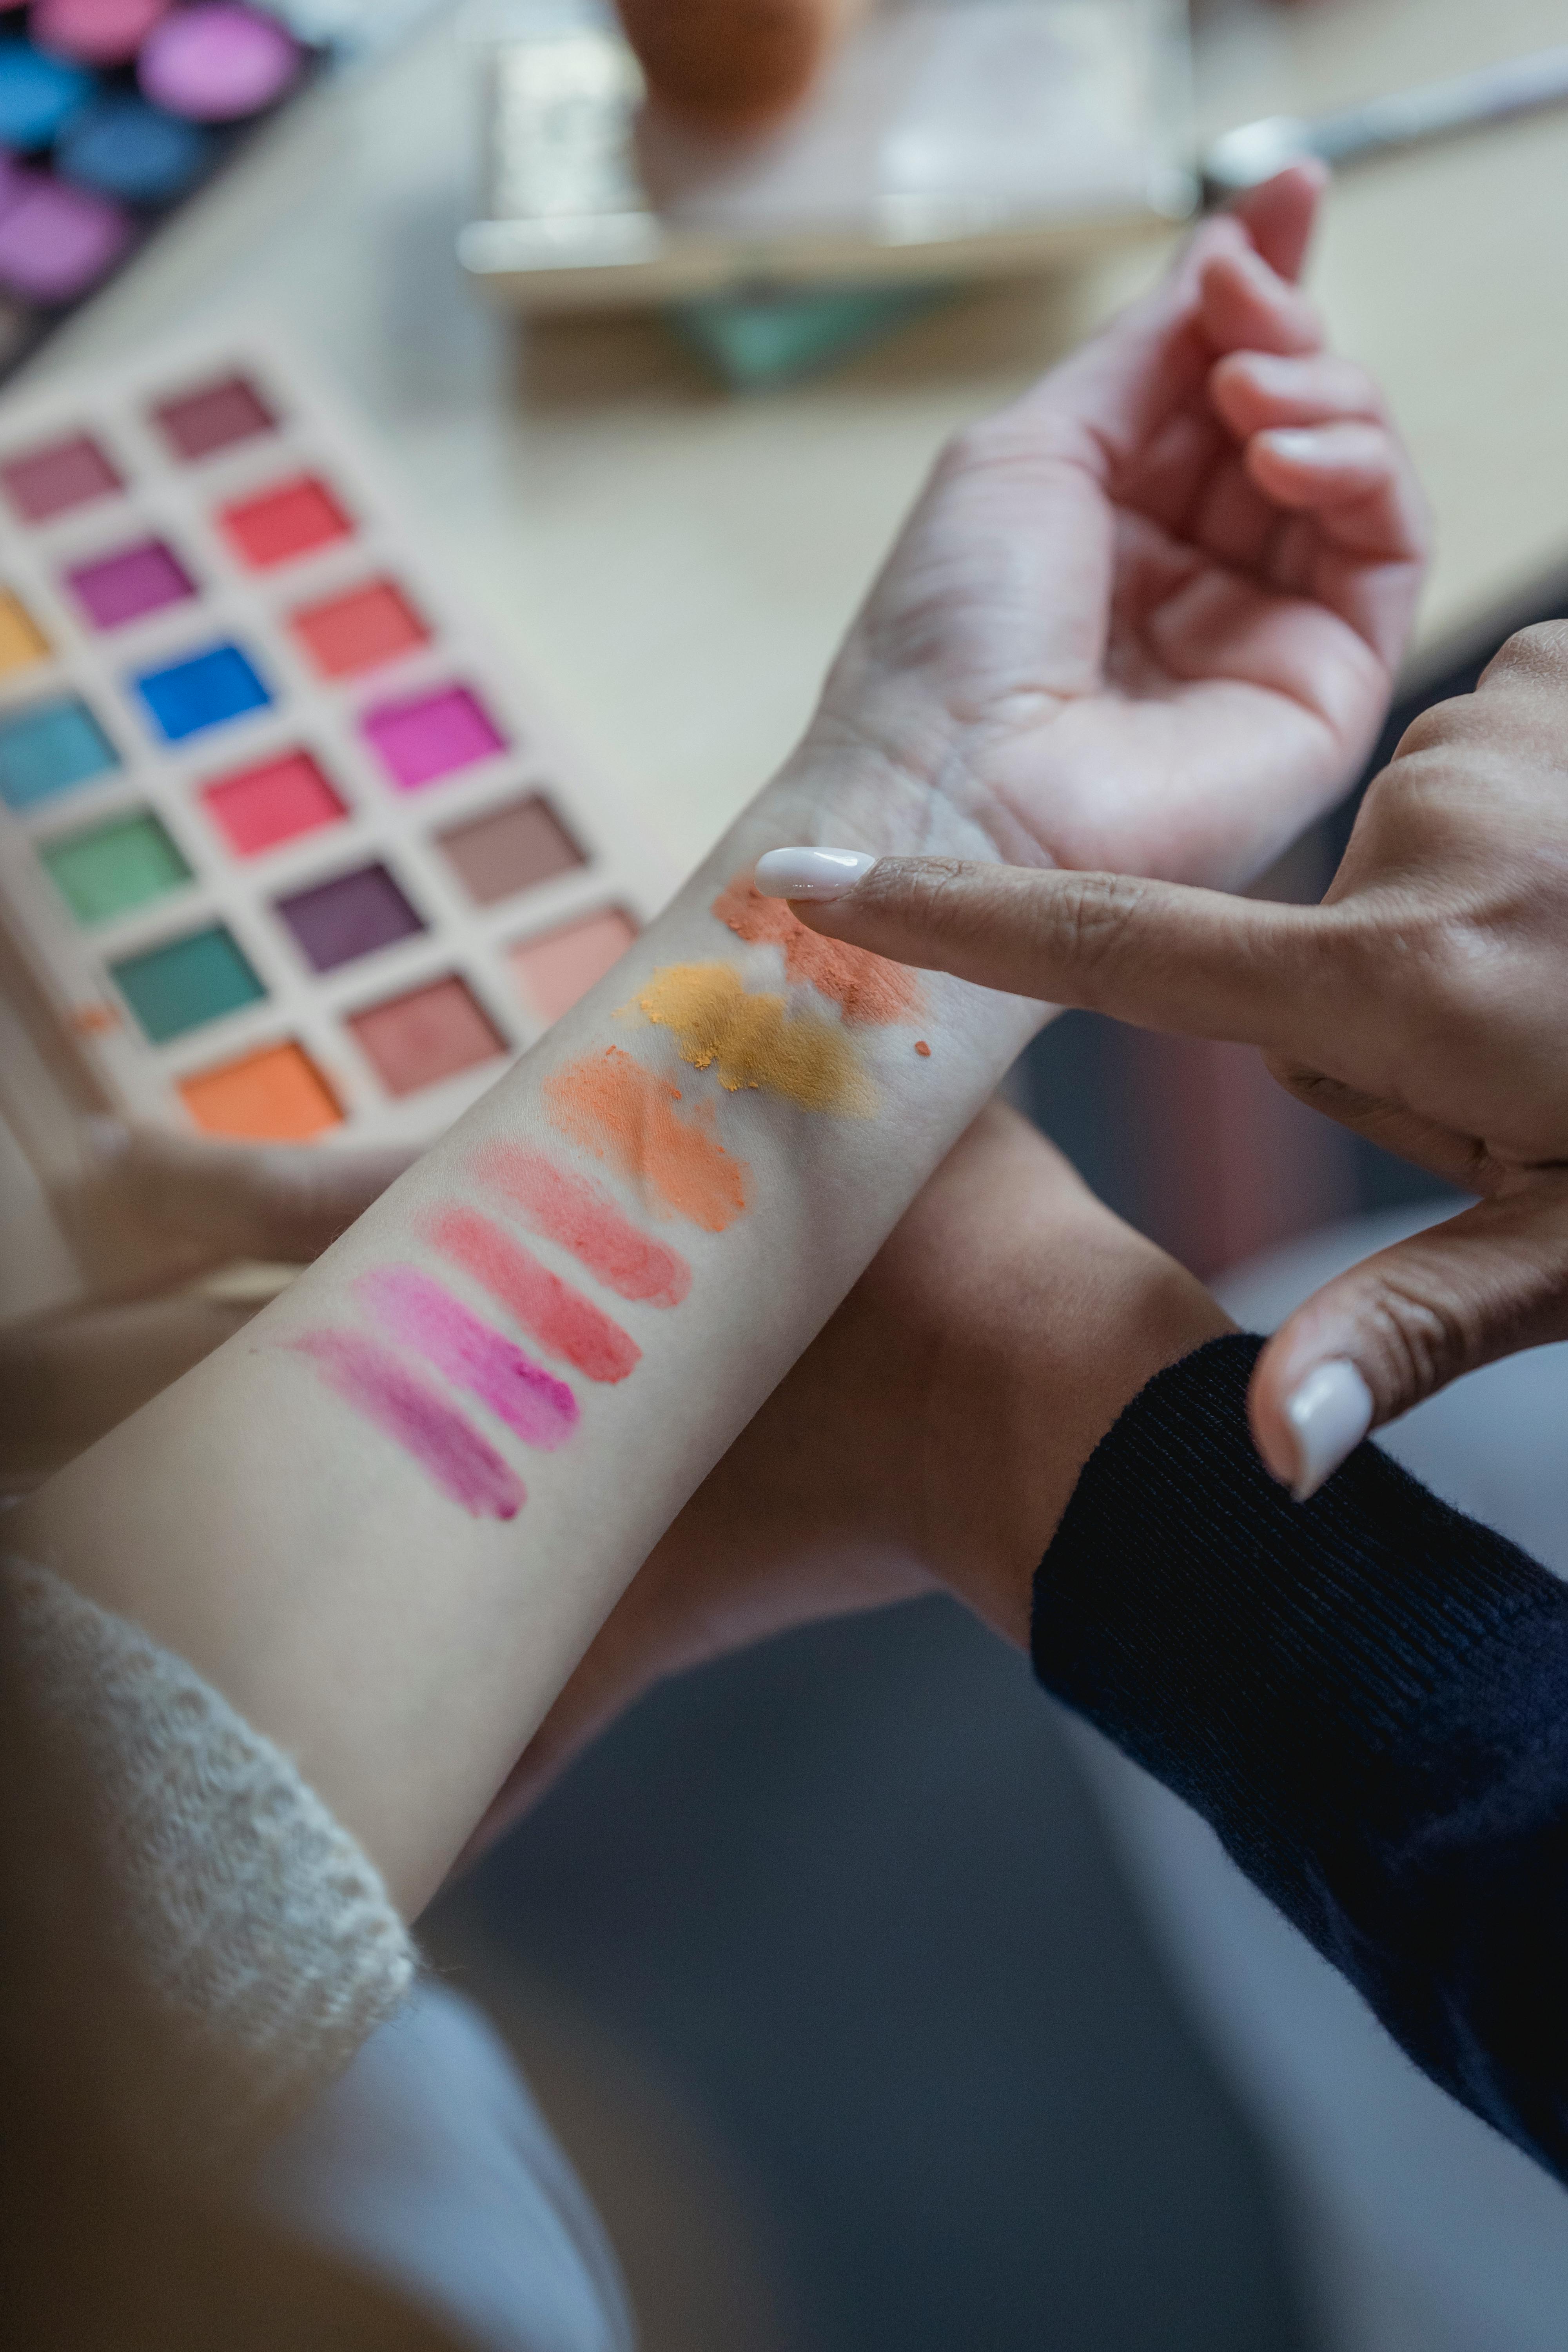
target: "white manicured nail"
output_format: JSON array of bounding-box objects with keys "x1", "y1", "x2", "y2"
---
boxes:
[
  {"x1": 754, "y1": 847, "x2": 876, "y2": 902},
  {"x1": 78, "y1": 1114, "x2": 131, "y2": 1168},
  {"x1": 1285, "y1": 1359, "x2": 1374, "y2": 1502},
  {"x1": 1264, "y1": 427, "x2": 1331, "y2": 463}
]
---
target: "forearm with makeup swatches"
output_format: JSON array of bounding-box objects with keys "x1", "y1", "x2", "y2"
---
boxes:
[
  {"x1": 10, "y1": 166, "x2": 1414, "y2": 1913},
  {"x1": 11, "y1": 762, "x2": 1039, "y2": 1916}
]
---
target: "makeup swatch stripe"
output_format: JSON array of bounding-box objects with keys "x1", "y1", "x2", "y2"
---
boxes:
[
  {"x1": 474, "y1": 1142, "x2": 691, "y2": 1307},
  {"x1": 429, "y1": 1206, "x2": 641, "y2": 1385},
  {"x1": 544, "y1": 1045, "x2": 751, "y2": 1232},
  {"x1": 355, "y1": 1266, "x2": 577, "y2": 1450},
  {"x1": 288, "y1": 1329, "x2": 524, "y2": 1519}
]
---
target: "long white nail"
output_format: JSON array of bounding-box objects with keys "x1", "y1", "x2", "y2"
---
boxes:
[
  {"x1": 78, "y1": 1114, "x2": 131, "y2": 1169},
  {"x1": 754, "y1": 847, "x2": 875, "y2": 902},
  {"x1": 1285, "y1": 1359, "x2": 1374, "y2": 1502}
]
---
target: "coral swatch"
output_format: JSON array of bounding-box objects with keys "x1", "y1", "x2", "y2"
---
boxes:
[
  {"x1": 430, "y1": 1206, "x2": 641, "y2": 1384},
  {"x1": 289, "y1": 1329, "x2": 523, "y2": 1519},
  {"x1": 356, "y1": 1267, "x2": 577, "y2": 1449},
  {"x1": 475, "y1": 1143, "x2": 691, "y2": 1308},
  {"x1": 544, "y1": 1046, "x2": 751, "y2": 1232},
  {"x1": 711, "y1": 875, "x2": 920, "y2": 1022},
  {"x1": 636, "y1": 962, "x2": 872, "y2": 1114}
]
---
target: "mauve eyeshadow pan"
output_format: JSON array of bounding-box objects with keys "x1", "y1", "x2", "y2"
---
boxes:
[
  {"x1": 1, "y1": 430, "x2": 122, "y2": 521},
  {"x1": 274, "y1": 861, "x2": 424, "y2": 973},
  {"x1": 152, "y1": 373, "x2": 277, "y2": 462},
  {"x1": 437, "y1": 793, "x2": 585, "y2": 908}
]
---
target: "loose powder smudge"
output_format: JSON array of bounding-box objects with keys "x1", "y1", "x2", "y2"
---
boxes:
[
  {"x1": 475, "y1": 1142, "x2": 691, "y2": 1308},
  {"x1": 711, "y1": 874, "x2": 922, "y2": 1024},
  {"x1": 635, "y1": 962, "x2": 874, "y2": 1116},
  {"x1": 355, "y1": 1266, "x2": 578, "y2": 1448},
  {"x1": 288, "y1": 1329, "x2": 524, "y2": 1519},
  {"x1": 430, "y1": 1205, "x2": 642, "y2": 1384},
  {"x1": 545, "y1": 1045, "x2": 751, "y2": 1232}
]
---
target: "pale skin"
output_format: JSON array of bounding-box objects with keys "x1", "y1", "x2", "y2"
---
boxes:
[{"x1": 9, "y1": 168, "x2": 1423, "y2": 1918}]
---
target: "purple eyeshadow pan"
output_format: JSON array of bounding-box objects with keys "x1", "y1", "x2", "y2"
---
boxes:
[
  {"x1": 0, "y1": 428, "x2": 121, "y2": 520},
  {"x1": 67, "y1": 536, "x2": 195, "y2": 629},
  {"x1": 138, "y1": 4, "x2": 303, "y2": 124},
  {"x1": 0, "y1": 175, "x2": 132, "y2": 305},
  {"x1": 274, "y1": 861, "x2": 425, "y2": 974},
  {"x1": 152, "y1": 370, "x2": 275, "y2": 461}
]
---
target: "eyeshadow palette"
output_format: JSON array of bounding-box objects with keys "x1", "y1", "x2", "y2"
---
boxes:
[
  {"x1": 0, "y1": 1, "x2": 443, "y2": 381},
  {"x1": 0, "y1": 334, "x2": 672, "y2": 1150}
]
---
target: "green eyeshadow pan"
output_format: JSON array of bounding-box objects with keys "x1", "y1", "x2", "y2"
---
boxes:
[
  {"x1": 40, "y1": 809, "x2": 192, "y2": 925},
  {"x1": 111, "y1": 922, "x2": 265, "y2": 1044}
]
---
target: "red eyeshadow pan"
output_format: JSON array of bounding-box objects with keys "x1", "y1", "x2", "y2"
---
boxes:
[
  {"x1": 200, "y1": 749, "x2": 347, "y2": 855},
  {"x1": 153, "y1": 373, "x2": 277, "y2": 462},
  {"x1": 219, "y1": 474, "x2": 352, "y2": 570},
  {"x1": 290, "y1": 578, "x2": 428, "y2": 679},
  {"x1": 348, "y1": 975, "x2": 507, "y2": 1098},
  {"x1": 1, "y1": 430, "x2": 122, "y2": 522}
]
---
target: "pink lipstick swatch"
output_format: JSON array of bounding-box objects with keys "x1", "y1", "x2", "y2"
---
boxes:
[
  {"x1": 356, "y1": 1267, "x2": 578, "y2": 1450},
  {"x1": 474, "y1": 1143, "x2": 691, "y2": 1308},
  {"x1": 429, "y1": 1206, "x2": 641, "y2": 1385},
  {"x1": 289, "y1": 1329, "x2": 524, "y2": 1519}
]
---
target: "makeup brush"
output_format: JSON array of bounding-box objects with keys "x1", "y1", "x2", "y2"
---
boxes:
[{"x1": 617, "y1": 0, "x2": 867, "y2": 136}]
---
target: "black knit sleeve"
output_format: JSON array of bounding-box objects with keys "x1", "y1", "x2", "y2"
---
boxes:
[{"x1": 1031, "y1": 1332, "x2": 1568, "y2": 2184}]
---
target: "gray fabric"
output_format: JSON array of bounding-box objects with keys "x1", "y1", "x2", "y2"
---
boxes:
[
  {"x1": 254, "y1": 1980, "x2": 636, "y2": 2352},
  {"x1": 4, "y1": 1553, "x2": 415, "y2": 2148}
]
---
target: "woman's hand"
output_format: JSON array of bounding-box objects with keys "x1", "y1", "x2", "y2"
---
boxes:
[
  {"x1": 464, "y1": 1101, "x2": 1229, "y2": 1850},
  {"x1": 766, "y1": 623, "x2": 1568, "y2": 1499},
  {"x1": 802, "y1": 163, "x2": 1426, "y2": 891}
]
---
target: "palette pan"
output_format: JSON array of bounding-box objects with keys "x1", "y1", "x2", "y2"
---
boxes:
[{"x1": 0, "y1": 332, "x2": 673, "y2": 1153}]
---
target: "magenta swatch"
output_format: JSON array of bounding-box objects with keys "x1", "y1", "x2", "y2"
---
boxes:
[
  {"x1": 289, "y1": 1328, "x2": 524, "y2": 1519},
  {"x1": 360, "y1": 685, "x2": 506, "y2": 792},
  {"x1": 356, "y1": 1266, "x2": 578, "y2": 1450},
  {"x1": 68, "y1": 537, "x2": 195, "y2": 629}
]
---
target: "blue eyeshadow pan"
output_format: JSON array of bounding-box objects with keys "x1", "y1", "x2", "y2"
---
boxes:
[
  {"x1": 0, "y1": 41, "x2": 93, "y2": 151},
  {"x1": 56, "y1": 96, "x2": 214, "y2": 206},
  {"x1": 0, "y1": 693, "x2": 118, "y2": 808},
  {"x1": 135, "y1": 642, "x2": 271, "y2": 741}
]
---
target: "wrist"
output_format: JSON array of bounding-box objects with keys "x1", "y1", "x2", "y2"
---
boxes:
[{"x1": 926, "y1": 1228, "x2": 1234, "y2": 1649}]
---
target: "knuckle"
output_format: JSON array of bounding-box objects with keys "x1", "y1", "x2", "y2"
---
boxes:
[
  {"x1": 1479, "y1": 619, "x2": 1568, "y2": 693},
  {"x1": 1358, "y1": 1270, "x2": 1479, "y2": 1403}
]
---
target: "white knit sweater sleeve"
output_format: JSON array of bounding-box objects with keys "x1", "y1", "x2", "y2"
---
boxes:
[{"x1": 5, "y1": 1553, "x2": 417, "y2": 2144}]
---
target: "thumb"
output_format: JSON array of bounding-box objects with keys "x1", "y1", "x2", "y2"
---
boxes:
[
  {"x1": 757, "y1": 849, "x2": 1341, "y2": 1058},
  {"x1": 1251, "y1": 1180, "x2": 1568, "y2": 1500}
]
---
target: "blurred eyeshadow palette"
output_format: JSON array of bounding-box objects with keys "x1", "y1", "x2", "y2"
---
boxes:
[
  {"x1": 0, "y1": 335, "x2": 671, "y2": 1145},
  {"x1": 0, "y1": 0, "x2": 434, "y2": 377}
]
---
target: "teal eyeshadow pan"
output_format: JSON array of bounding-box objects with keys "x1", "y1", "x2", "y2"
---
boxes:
[
  {"x1": 109, "y1": 922, "x2": 265, "y2": 1043},
  {"x1": 0, "y1": 693, "x2": 118, "y2": 808}
]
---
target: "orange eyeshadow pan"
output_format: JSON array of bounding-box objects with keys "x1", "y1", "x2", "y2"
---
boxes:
[
  {"x1": 179, "y1": 1039, "x2": 341, "y2": 1140},
  {"x1": 289, "y1": 579, "x2": 428, "y2": 679}
]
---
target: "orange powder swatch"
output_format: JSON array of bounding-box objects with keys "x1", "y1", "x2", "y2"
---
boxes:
[
  {"x1": 635, "y1": 962, "x2": 873, "y2": 1116},
  {"x1": 544, "y1": 1045, "x2": 751, "y2": 1233},
  {"x1": 711, "y1": 875, "x2": 921, "y2": 1023}
]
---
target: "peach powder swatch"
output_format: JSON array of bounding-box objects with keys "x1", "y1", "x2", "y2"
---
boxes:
[{"x1": 544, "y1": 1045, "x2": 751, "y2": 1232}]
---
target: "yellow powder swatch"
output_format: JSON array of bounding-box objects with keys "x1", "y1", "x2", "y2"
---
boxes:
[{"x1": 635, "y1": 962, "x2": 874, "y2": 1116}]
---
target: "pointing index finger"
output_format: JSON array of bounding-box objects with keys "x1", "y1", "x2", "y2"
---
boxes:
[{"x1": 764, "y1": 851, "x2": 1348, "y2": 1062}]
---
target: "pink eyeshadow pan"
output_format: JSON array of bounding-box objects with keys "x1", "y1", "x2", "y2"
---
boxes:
[
  {"x1": 201, "y1": 749, "x2": 346, "y2": 856},
  {"x1": 152, "y1": 372, "x2": 276, "y2": 462},
  {"x1": 347, "y1": 974, "x2": 508, "y2": 1097},
  {"x1": 1, "y1": 429, "x2": 122, "y2": 521},
  {"x1": 361, "y1": 685, "x2": 506, "y2": 792},
  {"x1": 509, "y1": 908, "x2": 639, "y2": 1025},
  {"x1": 67, "y1": 537, "x2": 195, "y2": 629}
]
